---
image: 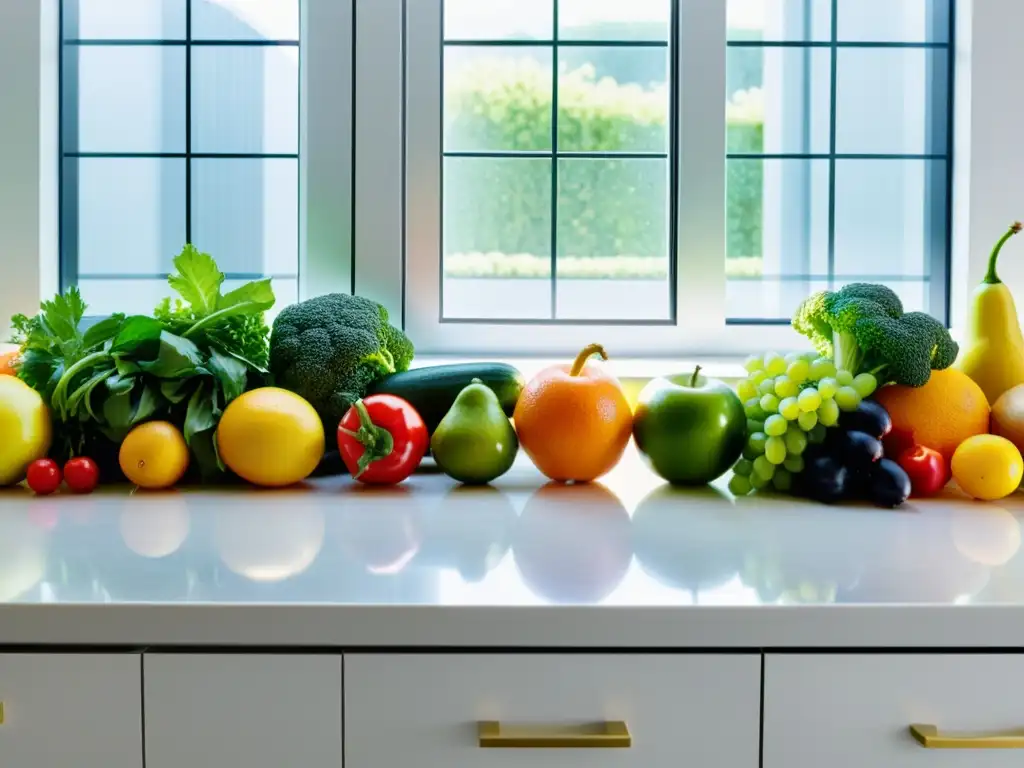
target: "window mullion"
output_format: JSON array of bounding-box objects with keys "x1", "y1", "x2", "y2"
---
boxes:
[
  {"x1": 674, "y1": 0, "x2": 728, "y2": 336},
  {"x1": 300, "y1": 0, "x2": 355, "y2": 300},
  {"x1": 352, "y1": 0, "x2": 406, "y2": 324}
]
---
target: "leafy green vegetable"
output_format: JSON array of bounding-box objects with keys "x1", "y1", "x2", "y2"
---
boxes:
[
  {"x1": 154, "y1": 244, "x2": 274, "y2": 371},
  {"x1": 9, "y1": 244, "x2": 277, "y2": 480},
  {"x1": 792, "y1": 283, "x2": 959, "y2": 388}
]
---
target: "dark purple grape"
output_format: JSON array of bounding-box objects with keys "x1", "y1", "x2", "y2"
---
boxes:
[
  {"x1": 835, "y1": 430, "x2": 884, "y2": 467},
  {"x1": 839, "y1": 401, "x2": 892, "y2": 441},
  {"x1": 868, "y1": 458, "x2": 911, "y2": 508},
  {"x1": 803, "y1": 455, "x2": 849, "y2": 505}
]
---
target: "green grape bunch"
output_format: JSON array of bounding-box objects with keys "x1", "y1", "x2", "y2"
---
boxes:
[{"x1": 728, "y1": 350, "x2": 877, "y2": 497}]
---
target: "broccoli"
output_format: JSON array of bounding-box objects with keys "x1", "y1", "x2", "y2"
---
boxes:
[
  {"x1": 269, "y1": 294, "x2": 414, "y2": 431},
  {"x1": 791, "y1": 283, "x2": 958, "y2": 387}
]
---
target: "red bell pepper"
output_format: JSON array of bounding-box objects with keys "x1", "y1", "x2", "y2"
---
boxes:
[{"x1": 338, "y1": 395, "x2": 428, "y2": 485}]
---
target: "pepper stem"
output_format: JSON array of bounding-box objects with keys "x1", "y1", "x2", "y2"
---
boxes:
[
  {"x1": 983, "y1": 221, "x2": 1023, "y2": 284},
  {"x1": 339, "y1": 399, "x2": 394, "y2": 479},
  {"x1": 569, "y1": 343, "x2": 608, "y2": 377},
  {"x1": 690, "y1": 365, "x2": 703, "y2": 388}
]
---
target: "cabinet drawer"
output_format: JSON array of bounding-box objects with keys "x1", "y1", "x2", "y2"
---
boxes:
[
  {"x1": 0, "y1": 653, "x2": 142, "y2": 768},
  {"x1": 764, "y1": 654, "x2": 1024, "y2": 768},
  {"x1": 144, "y1": 654, "x2": 342, "y2": 768},
  {"x1": 345, "y1": 654, "x2": 760, "y2": 768}
]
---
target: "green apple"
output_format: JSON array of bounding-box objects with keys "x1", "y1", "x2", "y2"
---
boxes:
[{"x1": 633, "y1": 367, "x2": 746, "y2": 486}]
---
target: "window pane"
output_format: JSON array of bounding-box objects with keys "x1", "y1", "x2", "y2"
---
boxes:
[
  {"x1": 192, "y1": 46, "x2": 299, "y2": 154},
  {"x1": 69, "y1": 46, "x2": 185, "y2": 153},
  {"x1": 444, "y1": 0, "x2": 553, "y2": 40},
  {"x1": 833, "y1": 159, "x2": 945, "y2": 313},
  {"x1": 559, "y1": 0, "x2": 670, "y2": 41},
  {"x1": 70, "y1": 158, "x2": 186, "y2": 278},
  {"x1": 192, "y1": 0, "x2": 299, "y2": 41},
  {"x1": 727, "y1": 0, "x2": 832, "y2": 42},
  {"x1": 726, "y1": 158, "x2": 830, "y2": 320},
  {"x1": 191, "y1": 159, "x2": 299, "y2": 276},
  {"x1": 559, "y1": 46, "x2": 669, "y2": 153},
  {"x1": 727, "y1": 46, "x2": 830, "y2": 155},
  {"x1": 556, "y1": 158, "x2": 670, "y2": 320},
  {"x1": 838, "y1": 0, "x2": 950, "y2": 43},
  {"x1": 835, "y1": 48, "x2": 948, "y2": 155},
  {"x1": 445, "y1": 48, "x2": 553, "y2": 153},
  {"x1": 443, "y1": 157, "x2": 552, "y2": 320},
  {"x1": 71, "y1": 0, "x2": 186, "y2": 40}
]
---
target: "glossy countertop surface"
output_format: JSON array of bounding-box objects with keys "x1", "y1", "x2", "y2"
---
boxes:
[{"x1": 2, "y1": 445, "x2": 1024, "y2": 648}]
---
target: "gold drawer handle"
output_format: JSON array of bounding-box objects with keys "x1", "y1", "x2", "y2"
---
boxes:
[
  {"x1": 910, "y1": 723, "x2": 1024, "y2": 749},
  {"x1": 0, "y1": 702, "x2": 4, "y2": 725},
  {"x1": 478, "y1": 720, "x2": 631, "y2": 749}
]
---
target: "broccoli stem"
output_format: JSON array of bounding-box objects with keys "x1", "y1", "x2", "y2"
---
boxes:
[
  {"x1": 569, "y1": 343, "x2": 608, "y2": 376},
  {"x1": 983, "y1": 222, "x2": 1023, "y2": 285},
  {"x1": 831, "y1": 331, "x2": 864, "y2": 375}
]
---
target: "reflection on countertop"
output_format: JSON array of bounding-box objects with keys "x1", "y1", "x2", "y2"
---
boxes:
[{"x1": 0, "y1": 446, "x2": 1022, "y2": 610}]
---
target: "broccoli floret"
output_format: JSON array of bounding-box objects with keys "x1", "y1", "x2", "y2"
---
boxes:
[
  {"x1": 791, "y1": 283, "x2": 957, "y2": 388},
  {"x1": 268, "y1": 294, "x2": 414, "y2": 431}
]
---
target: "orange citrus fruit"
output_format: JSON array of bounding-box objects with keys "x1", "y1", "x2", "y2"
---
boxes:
[
  {"x1": 216, "y1": 387, "x2": 325, "y2": 487},
  {"x1": 0, "y1": 351, "x2": 19, "y2": 376},
  {"x1": 513, "y1": 343, "x2": 633, "y2": 483},
  {"x1": 874, "y1": 368, "x2": 990, "y2": 464},
  {"x1": 119, "y1": 421, "x2": 190, "y2": 489}
]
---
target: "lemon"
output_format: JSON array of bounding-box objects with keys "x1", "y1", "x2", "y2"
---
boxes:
[
  {"x1": 0, "y1": 377, "x2": 51, "y2": 486},
  {"x1": 216, "y1": 387, "x2": 325, "y2": 487},
  {"x1": 952, "y1": 434, "x2": 1024, "y2": 501},
  {"x1": 119, "y1": 421, "x2": 190, "y2": 489}
]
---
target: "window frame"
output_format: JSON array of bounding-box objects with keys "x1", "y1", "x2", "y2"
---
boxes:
[{"x1": 0, "y1": 0, "x2": 1013, "y2": 361}]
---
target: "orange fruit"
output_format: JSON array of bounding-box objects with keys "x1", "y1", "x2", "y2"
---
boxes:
[
  {"x1": 512, "y1": 343, "x2": 633, "y2": 483},
  {"x1": 0, "y1": 350, "x2": 20, "y2": 376},
  {"x1": 874, "y1": 368, "x2": 990, "y2": 464},
  {"x1": 119, "y1": 421, "x2": 190, "y2": 489}
]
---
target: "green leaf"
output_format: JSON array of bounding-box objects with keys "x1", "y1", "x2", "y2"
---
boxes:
[
  {"x1": 137, "y1": 332, "x2": 206, "y2": 379},
  {"x1": 65, "y1": 366, "x2": 116, "y2": 419},
  {"x1": 168, "y1": 244, "x2": 224, "y2": 317},
  {"x1": 17, "y1": 348, "x2": 61, "y2": 393},
  {"x1": 184, "y1": 382, "x2": 217, "y2": 445},
  {"x1": 133, "y1": 384, "x2": 160, "y2": 424},
  {"x1": 105, "y1": 372, "x2": 134, "y2": 395},
  {"x1": 190, "y1": 428, "x2": 227, "y2": 480},
  {"x1": 208, "y1": 339, "x2": 269, "y2": 375},
  {"x1": 82, "y1": 313, "x2": 126, "y2": 349},
  {"x1": 207, "y1": 347, "x2": 248, "y2": 404},
  {"x1": 39, "y1": 287, "x2": 87, "y2": 343},
  {"x1": 217, "y1": 278, "x2": 275, "y2": 314},
  {"x1": 102, "y1": 386, "x2": 135, "y2": 430},
  {"x1": 160, "y1": 378, "x2": 194, "y2": 405},
  {"x1": 110, "y1": 315, "x2": 163, "y2": 358}
]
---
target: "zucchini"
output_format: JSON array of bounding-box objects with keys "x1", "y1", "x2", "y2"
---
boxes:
[{"x1": 368, "y1": 363, "x2": 526, "y2": 434}]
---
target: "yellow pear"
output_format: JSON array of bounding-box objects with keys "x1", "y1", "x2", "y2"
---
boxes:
[{"x1": 955, "y1": 222, "x2": 1024, "y2": 405}]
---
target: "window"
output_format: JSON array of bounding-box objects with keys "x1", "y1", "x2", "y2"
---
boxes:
[
  {"x1": 59, "y1": 0, "x2": 300, "y2": 317},
  {"x1": 400, "y1": 0, "x2": 955, "y2": 355}
]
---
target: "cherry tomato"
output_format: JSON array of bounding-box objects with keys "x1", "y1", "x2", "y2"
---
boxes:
[
  {"x1": 338, "y1": 395, "x2": 428, "y2": 485},
  {"x1": 26, "y1": 459, "x2": 62, "y2": 495},
  {"x1": 63, "y1": 457, "x2": 99, "y2": 494},
  {"x1": 895, "y1": 444, "x2": 950, "y2": 498}
]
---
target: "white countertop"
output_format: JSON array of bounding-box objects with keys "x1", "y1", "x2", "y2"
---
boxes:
[{"x1": 1, "y1": 445, "x2": 1023, "y2": 649}]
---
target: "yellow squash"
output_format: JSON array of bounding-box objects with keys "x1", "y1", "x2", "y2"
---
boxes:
[{"x1": 955, "y1": 222, "x2": 1024, "y2": 405}]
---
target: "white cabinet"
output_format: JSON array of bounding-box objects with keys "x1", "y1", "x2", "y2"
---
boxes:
[
  {"x1": 143, "y1": 654, "x2": 342, "y2": 768},
  {"x1": 344, "y1": 653, "x2": 760, "y2": 768},
  {"x1": 0, "y1": 653, "x2": 142, "y2": 768},
  {"x1": 764, "y1": 654, "x2": 1024, "y2": 768}
]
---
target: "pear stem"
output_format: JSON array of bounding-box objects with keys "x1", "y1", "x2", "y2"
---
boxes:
[
  {"x1": 983, "y1": 222, "x2": 1022, "y2": 285},
  {"x1": 690, "y1": 365, "x2": 702, "y2": 388},
  {"x1": 569, "y1": 343, "x2": 608, "y2": 377}
]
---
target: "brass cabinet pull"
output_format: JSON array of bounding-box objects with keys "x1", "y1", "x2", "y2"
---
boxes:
[
  {"x1": 0, "y1": 702, "x2": 4, "y2": 725},
  {"x1": 910, "y1": 723, "x2": 1024, "y2": 749},
  {"x1": 478, "y1": 720, "x2": 631, "y2": 748}
]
